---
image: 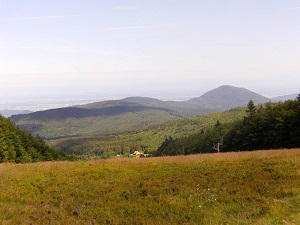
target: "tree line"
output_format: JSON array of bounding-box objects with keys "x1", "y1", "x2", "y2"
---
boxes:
[
  {"x1": 155, "y1": 96, "x2": 300, "y2": 156},
  {"x1": 0, "y1": 115, "x2": 71, "y2": 163}
]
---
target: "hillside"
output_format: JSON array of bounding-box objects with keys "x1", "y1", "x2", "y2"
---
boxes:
[
  {"x1": 0, "y1": 149, "x2": 300, "y2": 224},
  {"x1": 119, "y1": 97, "x2": 213, "y2": 116},
  {"x1": 74, "y1": 97, "x2": 213, "y2": 117},
  {"x1": 50, "y1": 97, "x2": 300, "y2": 158},
  {"x1": 49, "y1": 107, "x2": 246, "y2": 157},
  {"x1": 156, "y1": 99, "x2": 300, "y2": 156},
  {"x1": 11, "y1": 105, "x2": 182, "y2": 139},
  {"x1": 11, "y1": 85, "x2": 269, "y2": 140},
  {"x1": 0, "y1": 115, "x2": 68, "y2": 163}
]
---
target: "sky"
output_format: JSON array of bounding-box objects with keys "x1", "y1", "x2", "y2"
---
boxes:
[{"x1": 0, "y1": 0, "x2": 300, "y2": 109}]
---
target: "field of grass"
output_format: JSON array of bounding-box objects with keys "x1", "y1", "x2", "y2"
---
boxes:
[{"x1": 1, "y1": 149, "x2": 300, "y2": 224}]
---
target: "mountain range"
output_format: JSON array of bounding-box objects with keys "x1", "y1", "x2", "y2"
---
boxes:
[
  {"x1": 271, "y1": 94, "x2": 299, "y2": 102},
  {"x1": 10, "y1": 85, "x2": 297, "y2": 139}
]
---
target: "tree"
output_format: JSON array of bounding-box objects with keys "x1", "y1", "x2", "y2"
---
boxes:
[{"x1": 246, "y1": 100, "x2": 256, "y2": 119}]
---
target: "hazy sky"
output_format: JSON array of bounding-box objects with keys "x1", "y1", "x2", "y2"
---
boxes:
[{"x1": 0, "y1": 0, "x2": 300, "y2": 108}]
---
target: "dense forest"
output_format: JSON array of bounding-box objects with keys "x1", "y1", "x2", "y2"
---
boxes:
[
  {"x1": 156, "y1": 96, "x2": 300, "y2": 156},
  {"x1": 0, "y1": 115, "x2": 70, "y2": 163}
]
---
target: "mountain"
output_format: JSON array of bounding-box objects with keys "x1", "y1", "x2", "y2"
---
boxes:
[
  {"x1": 188, "y1": 85, "x2": 270, "y2": 110},
  {"x1": 121, "y1": 98, "x2": 211, "y2": 116},
  {"x1": 12, "y1": 104, "x2": 181, "y2": 121},
  {"x1": 0, "y1": 115, "x2": 68, "y2": 163},
  {"x1": 78, "y1": 85, "x2": 271, "y2": 117},
  {"x1": 10, "y1": 85, "x2": 271, "y2": 139},
  {"x1": 0, "y1": 110, "x2": 32, "y2": 117},
  {"x1": 77, "y1": 97, "x2": 213, "y2": 116},
  {"x1": 271, "y1": 94, "x2": 298, "y2": 102}
]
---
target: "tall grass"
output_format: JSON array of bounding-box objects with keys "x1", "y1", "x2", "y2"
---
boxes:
[{"x1": 0, "y1": 149, "x2": 300, "y2": 224}]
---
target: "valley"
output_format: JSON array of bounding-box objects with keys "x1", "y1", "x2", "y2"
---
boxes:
[
  {"x1": 8, "y1": 85, "x2": 299, "y2": 158},
  {"x1": 49, "y1": 107, "x2": 246, "y2": 157}
]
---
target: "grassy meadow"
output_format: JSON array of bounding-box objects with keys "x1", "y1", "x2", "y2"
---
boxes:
[{"x1": 1, "y1": 149, "x2": 300, "y2": 224}]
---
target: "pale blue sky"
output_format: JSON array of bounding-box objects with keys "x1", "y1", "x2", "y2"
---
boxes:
[{"x1": 0, "y1": 0, "x2": 300, "y2": 108}]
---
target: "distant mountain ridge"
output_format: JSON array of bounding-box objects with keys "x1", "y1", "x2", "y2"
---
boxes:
[
  {"x1": 12, "y1": 105, "x2": 181, "y2": 121},
  {"x1": 188, "y1": 85, "x2": 270, "y2": 110},
  {"x1": 271, "y1": 94, "x2": 298, "y2": 102},
  {"x1": 74, "y1": 85, "x2": 271, "y2": 116},
  {"x1": 11, "y1": 85, "x2": 273, "y2": 139}
]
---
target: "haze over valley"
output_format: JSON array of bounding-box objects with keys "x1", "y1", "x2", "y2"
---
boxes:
[
  {"x1": 1, "y1": 1, "x2": 300, "y2": 113},
  {"x1": 1, "y1": 85, "x2": 298, "y2": 115}
]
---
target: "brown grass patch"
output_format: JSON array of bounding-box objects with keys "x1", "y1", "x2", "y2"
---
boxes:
[
  {"x1": 0, "y1": 148, "x2": 300, "y2": 224},
  {"x1": 100, "y1": 148, "x2": 300, "y2": 164}
]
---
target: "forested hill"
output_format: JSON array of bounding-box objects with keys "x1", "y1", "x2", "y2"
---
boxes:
[
  {"x1": 156, "y1": 97, "x2": 300, "y2": 156},
  {"x1": 11, "y1": 104, "x2": 181, "y2": 121},
  {"x1": 0, "y1": 115, "x2": 69, "y2": 163}
]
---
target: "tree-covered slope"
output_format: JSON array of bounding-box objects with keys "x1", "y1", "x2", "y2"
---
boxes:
[
  {"x1": 0, "y1": 115, "x2": 69, "y2": 163},
  {"x1": 49, "y1": 107, "x2": 247, "y2": 157},
  {"x1": 11, "y1": 106, "x2": 182, "y2": 139},
  {"x1": 156, "y1": 97, "x2": 300, "y2": 156}
]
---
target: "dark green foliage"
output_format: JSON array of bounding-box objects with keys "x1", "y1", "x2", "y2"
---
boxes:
[
  {"x1": 0, "y1": 115, "x2": 70, "y2": 163},
  {"x1": 245, "y1": 100, "x2": 256, "y2": 119},
  {"x1": 155, "y1": 122, "x2": 232, "y2": 156},
  {"x1": 226, "y1": 100, "x2": 300, "y2": 150},
  {"x1": 156, "y1": 99, "x2": 300, "y2": 155},
  {"x1": 156, "y1": 137, "x2": 184, "y2": 156}
]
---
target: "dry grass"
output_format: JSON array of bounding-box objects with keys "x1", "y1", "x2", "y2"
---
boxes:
[
  {"x1": 0, "y1": 149, "x2": 300, "y2": 224},
  {"x1": 104, "y1": 148, "x2": 300, "y2": 163}
]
